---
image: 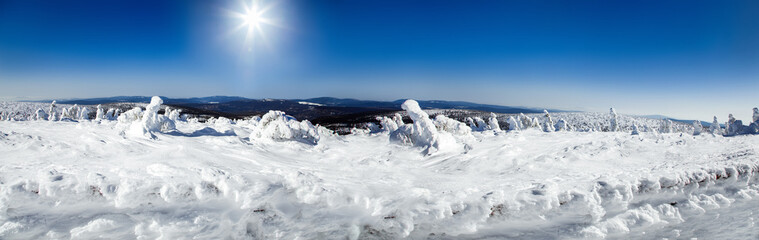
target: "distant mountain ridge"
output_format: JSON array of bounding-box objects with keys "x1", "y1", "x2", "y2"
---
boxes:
[{"x1": 36, "y1": 96, "x2": 550, "y2": 114}]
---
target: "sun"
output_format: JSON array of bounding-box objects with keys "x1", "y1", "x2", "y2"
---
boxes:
[{"x1": 229, "y1": 0, "x2": 280, "y2": 51}]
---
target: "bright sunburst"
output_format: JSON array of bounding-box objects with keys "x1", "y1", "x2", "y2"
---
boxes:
[{"x1": 230, "y1": 0, "x2": 279, "y2": 51}]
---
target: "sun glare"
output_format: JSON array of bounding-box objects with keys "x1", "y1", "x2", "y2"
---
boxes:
[{"x1": 229, "y1": 0, "x2": 280, "y2": 52}]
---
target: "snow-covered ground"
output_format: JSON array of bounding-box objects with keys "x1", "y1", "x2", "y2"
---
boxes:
[{"x1": 1, "y1": 100, "x2": 758, "y2": 239}]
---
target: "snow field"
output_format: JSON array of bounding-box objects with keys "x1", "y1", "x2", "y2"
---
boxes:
[
  {"x1": 1, "y1": 119, "x2": 758, "y2": 239},
  {"x1": 0, "y1": 98, "x2": 758, "y2": 239}
]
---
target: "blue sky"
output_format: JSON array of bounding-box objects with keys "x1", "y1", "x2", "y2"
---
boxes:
[{"x1": 1, "y1": 0, "x2": 757, "y2": 121}]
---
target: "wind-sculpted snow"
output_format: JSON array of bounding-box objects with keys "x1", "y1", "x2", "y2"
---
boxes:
[{"x1": 1, "y1": 117, "x2": 759, "y2": 239}]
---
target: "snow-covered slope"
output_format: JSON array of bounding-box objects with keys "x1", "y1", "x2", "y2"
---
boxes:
[{"x1": 1, "y1": 99, "x2": 758, "y2": 239}]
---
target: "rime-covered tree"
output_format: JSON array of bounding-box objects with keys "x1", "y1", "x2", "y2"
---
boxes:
[
  {"x1": 79, "y1": 107, "x2": 90, "y2": 120},
  {"x1": 692, "y1": 120, "x2": 702, "y2": 136},
  {"x1": 48, "y1": 101, "x2": 57, "y2": 121},
  {"x1": 609, "y1": 108, "x2": 619, "y2": 132},
  {"x1": 96, "y1": 105, "x2": 105, "y2": 120},
  {"x1": 631, "y1": 122, "x2": 640, "y2": 135},
  {"x1": 710, "y1": 116, "x2": 722, "y2": 135},
  {"x1": 542, "y1": 110, "x2": 554, "y2": 132},
  {"x1": 487, "y1": 113, "x2": 500, "y2": 131},
  {"x1": 507, "y1": 116, "x2": 520, "y2": 131},
  {"x1": 35, "y1": 108, "x2": 48, "y2": 121}
]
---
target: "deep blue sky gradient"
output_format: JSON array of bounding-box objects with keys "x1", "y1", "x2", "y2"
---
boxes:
[{"x1": 1, "y1": 0, "x2": 758, "y2": 121}]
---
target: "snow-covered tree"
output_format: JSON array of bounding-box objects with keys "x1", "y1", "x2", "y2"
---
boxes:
[
  {"x1": 631, "y1": 122, "x2": 640, "y2": 135},
  {"x1": 112, "y1": 109, "x2": 122, "y2": 120},
  {"x1": 118, "y1": 97, "x2": 176, "y2": 138},
  {"x1": 69, "y1": 105, "x2": 79, "y2": 119},
  {"x1": 725, "y1": 114, "x2": 743, "y2": 136},
  {"x1": 141, "y1": 96, "x2": 175, "y2": 132},
  {"x1": 95, "y1": 105, "x2": 104, "y2": 120},
  {"x1": 609, "y1": 108, "x2": 619, "y2": 132},
  {"x1": 250, "y1": 110, "x2": 320, "y2": 144},
  {"x1": 692, "y1": 120, "x2": 702, "y2": 136},
  {"x1": 661, "y1": 119, "x2": 673, "y2": 133},
  {"x1": 487, "y1": 113, "x2": 500, "y2": 131},
  {"x1": 48, "y1": 101, "x2": 57, "y2": 121},
  {"x1": 389, "y1": 100, "x2": 449, "y2": 154},
  {"x1": 507, "y1": 116, "x2": 520, "y2": 131},
  {"x1": 710, "y1": 116, "x2": 721, "y2": 135},
  {"x1": 555, "y1": 118, "x2": 569, "y2": 131},
  {"x1": 393, "y1": 113, "x2": 404, "y2": 126},
  {"x1": 519, "y1": 113, "x2": 532, "y2": 129},
  {"x1": 754, "y1": 107, "x2": 759, "y2": 124},
  {"x1": 542, "y1": 110, "x2": 554, "y2": 132},
  {"x1": 35, "y1": 108, "x2": 48, "y2": 121},
  {"x1": 377, "y1": 116, "x2": 399, "y2": 132},
  {"x1": 78, "y1": 107, "x2": 90, "y2": 120},
  {"x1": 434, "y1": 115, "x2": 472, "y2": 136}
]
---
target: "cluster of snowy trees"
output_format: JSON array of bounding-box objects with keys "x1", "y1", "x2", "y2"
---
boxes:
[
  {"x1": 713, "y1": 107, "x2": 759, "y2": 136},
  {"x1": 4, "y1": 98, "x2": 759, "y2": 145}
]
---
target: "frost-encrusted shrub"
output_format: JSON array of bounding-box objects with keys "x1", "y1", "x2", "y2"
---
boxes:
[
  {"x1": 249, "y1": 110, "x2": 320, "y2": 145},
  {"x1": 433, "y1": 115, "x2": 472, "y2": 136}
]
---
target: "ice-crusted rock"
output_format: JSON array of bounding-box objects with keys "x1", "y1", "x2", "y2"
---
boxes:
[{"x1": 249, "y1": 110, "x2": 321, "y2": 145}]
